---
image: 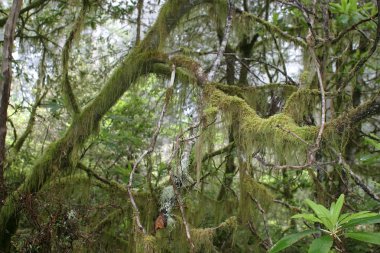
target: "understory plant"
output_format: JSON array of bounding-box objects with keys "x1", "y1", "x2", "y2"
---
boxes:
[{"x1": 269, "y1": 194, "x2": 380, "y2": 253}]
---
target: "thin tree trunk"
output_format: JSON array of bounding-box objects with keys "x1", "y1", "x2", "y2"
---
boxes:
[{"x1": 0, "y1": 0, "x2": 23, "y2": 207}]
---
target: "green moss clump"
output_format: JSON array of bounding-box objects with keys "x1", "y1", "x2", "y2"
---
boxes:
[
  {"x1": 283, "y1": 88, "x2": 320, "y2": 124},
  {"x1": 191, "y1": 228, "x2": 215, "y2": 252},
  {"x1": 206, "y1": 85, "x2": 317, "y2": 164}
]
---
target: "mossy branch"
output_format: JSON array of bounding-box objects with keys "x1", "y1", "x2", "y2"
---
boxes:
[
  {"x1": 206, "y1": 84, "x2": 380, "y2": 165},
  {"x1": 61, "y1": 0, "x2": 89, "y2": 116}
]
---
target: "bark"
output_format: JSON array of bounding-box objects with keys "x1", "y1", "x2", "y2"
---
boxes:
[{"x1": 0, "y1": 0, "x2": 23, "y2": 208}]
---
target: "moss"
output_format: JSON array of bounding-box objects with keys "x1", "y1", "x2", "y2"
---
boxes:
[
  {"x1": 242, "y1": 176, "x2": 274, "y2": 210},
  {"x1": 215, "y1": 83, "x2": 297, "y2": 115},
  {"x1": 141, "y1": 235, "x2": 156, "y2": 253},
  {"x1": 206, "y1": 85, "x2": 317, "y2": 164},
  {"x1": 191, "y1": 228, "x2": 215, "y2": 252},
  {"x1": 283, "y1": 88, "x2": 320, "y2": 124},
  {"x1": 218, "y1": 216, "x2": 237, "y2": 231}
]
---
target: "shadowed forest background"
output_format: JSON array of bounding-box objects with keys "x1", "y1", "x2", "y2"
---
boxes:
[{"x1": 0, "y1": 0, "x2": 380, "y2": 252}]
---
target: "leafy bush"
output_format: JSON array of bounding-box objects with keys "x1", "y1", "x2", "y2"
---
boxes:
[{"x1": 269, "y1": 194, "x2": 380, "y2": 253}]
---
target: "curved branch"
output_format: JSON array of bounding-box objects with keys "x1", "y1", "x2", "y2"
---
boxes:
[{"x1": 241, "y1": 12, "x2": 307, "y2": 48}]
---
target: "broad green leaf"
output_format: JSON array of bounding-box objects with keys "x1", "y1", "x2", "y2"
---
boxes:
[
  {"x1": 329, "y1": 3, "x2": 343, "y2": 13},
  {"x1": 346, "y1": 232, "x2": 380, "y2": 245},
  {"x1": 292, "y1": 214, "x2": 323, "y2": 223},
  {"x1": 338, "y1": 213, "x2": 351, "y2": 223},
  {"x1": 339, "y1": 211, "x2": 377, "y2": 225},
  {"x1": 342, "y1": 0, "x2": 348, "y2": 12},
  {"x1": 342, "y1": 215, "x2": 380, "y2": 228},
  {"x1": 269, "y1": 230, "x2": 319, "y2": 253},
  {"x1": 305, "y1": 199, "x2": 334, "y2": 230},
  {"x1": 331, "y1": 194, "x2": 344, "y2": 225},
  {"x1": 308, "y1": 235, "x2": 333, "y2": 253}
]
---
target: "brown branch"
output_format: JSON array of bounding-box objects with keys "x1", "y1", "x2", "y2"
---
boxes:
[
  {"x1": 338, "y1": 154, "x2": 380, "y2": 202},
  {"x1": 250, "y1": 195, "x2": 273, "y2": 247}
]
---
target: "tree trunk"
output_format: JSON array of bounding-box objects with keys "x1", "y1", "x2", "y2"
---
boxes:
[{"x1": 0, "y1": 0, "x2": 23, "y2": 207}]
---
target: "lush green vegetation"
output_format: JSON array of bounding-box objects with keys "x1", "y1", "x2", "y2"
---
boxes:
[{"x1": 0, "y1": 0, "x2": 379, "y2": 252}]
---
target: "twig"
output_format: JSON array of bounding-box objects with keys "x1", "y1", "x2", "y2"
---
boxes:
[
  {"x1": 250, "y1": 196, "x2": 273, "y2": 247},
  {"x1": 338, "y1": 154, "x2": 380, "y2": 202},
  {"x1": 127, "y1": 65, "x2": 176, "y2": 234},
  {"x1": 305, "y1": 1, "x2": 326, "y2": 165},
  {"x1": 276, "y1": 124, "x2": 310, "y2": 145},
  {"x1": 273, "y1": 199, "x2": 302, "y2": 212},
  {"x1": 254, "y1": 153, "x2": 336, "y2": 171}
]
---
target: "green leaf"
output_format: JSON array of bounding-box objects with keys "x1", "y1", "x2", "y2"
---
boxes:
[
  {"x1": 331, "y1": 194, "x2": 344, "y2": 225},
  {"x1": 339, "y1": 211, "x2": 377, "y2": 225},
  {"x1": 292, "y1": 213, "x2": 323, "y2": 223},
  {"x1": 305, "y1": 199, "x2": 334, "y2": 230},
  {"x1": 342, "y1": 215, "x2": 380, "y2": 228},
  {"x1": 346, "y1": 232, "x2": 380, "y2": 245},
  {"x1": 308, "y1": 235, "x2": 333, "y2": 253},
  {"x1": 342, "y1": 0, "x2": 348, "y2": 12},
  {"x1": 269, "y1": 230, "x2": 319, "y2": 253}
]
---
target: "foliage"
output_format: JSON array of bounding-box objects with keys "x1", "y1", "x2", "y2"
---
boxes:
[{"x1": 270, "y1": 194, "x2": 380, "y2": 253}]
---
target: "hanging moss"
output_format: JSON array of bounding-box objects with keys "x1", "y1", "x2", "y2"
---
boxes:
[
  {"x1": 206, "y1": 84, "x2": 317, "y2": 164},
  {"x1": 242, "y1": 176, "x2": 274, "y2": 211},
  {"x1": 283, "y1": 88, "x2": 320, "y2": 124},
  {"x1": 215, "y1": 83, "x2": 297, "y2": 116}
]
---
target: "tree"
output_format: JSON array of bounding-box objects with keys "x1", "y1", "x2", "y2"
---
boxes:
[{"x1": 0, "y1": 0, "x2": 379, "y2": 252}]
